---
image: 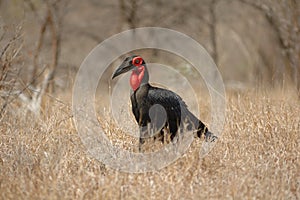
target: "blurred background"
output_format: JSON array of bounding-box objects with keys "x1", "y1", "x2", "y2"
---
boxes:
[
  {"x1": 0, "y1": 0, "x2": 299, "y2": 114},
  {"x1": 1, "y1": 2, "x2": 300, "y2": 199}
]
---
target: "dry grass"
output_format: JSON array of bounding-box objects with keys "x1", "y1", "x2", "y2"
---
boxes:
[{"x1": 0, "y1": 90, "x2": 299, "y2": 199}]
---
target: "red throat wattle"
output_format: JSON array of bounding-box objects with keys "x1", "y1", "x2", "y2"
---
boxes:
[{"x1": 130, "y1": 66, "x2": 145, "y2": 91}]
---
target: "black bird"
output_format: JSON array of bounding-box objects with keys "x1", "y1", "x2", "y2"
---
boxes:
[{"x1": 112, "y1": 55, "x2": 216, "y2": 150}]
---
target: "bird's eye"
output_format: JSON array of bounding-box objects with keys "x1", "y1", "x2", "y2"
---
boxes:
[{"x1": 132, "y1": 56, "x2": 143, "y2": 66}]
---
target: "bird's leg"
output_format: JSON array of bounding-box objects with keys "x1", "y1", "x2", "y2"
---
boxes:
[
  {"x1": 154, "y1": 128, "x2": 165, "y2": 143},
  {"x1": 147, "y1": 123, "x2": 152, "y2": 139},
  {"x1": 160, "y1": 129, "x2": 165, "y2": 143},
  {"x1": 153, "y1": 128, "x2": 163, "y2": 142},
  {"x1": 169, "y1": 120, "x2": 179, "y2": 144},
  {"x1": 138, "y1": 125, "x2": 147, "y2": 152},
  {"x1": 161, "y1": 122, "x2": 169, "y2": 144},
  {"x1": 170, "y1": 132, "x2": 177, "y2": 143},
  {"x1": 139, "y1": 138, "x2": 144, "y2": 152}
]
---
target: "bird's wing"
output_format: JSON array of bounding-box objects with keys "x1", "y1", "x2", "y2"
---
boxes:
[
  {"x1": 147, "y1": 86, "x2": 185, "y2": 119},
  {"x1": 148, "y1": 86, "x2": 202, "y2": 131}
]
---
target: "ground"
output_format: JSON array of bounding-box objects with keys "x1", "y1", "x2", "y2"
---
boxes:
[{"x1": 0, "y1": 90, "x2": 299, "y2": 199}]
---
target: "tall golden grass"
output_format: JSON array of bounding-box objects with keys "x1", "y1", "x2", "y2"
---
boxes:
[{"x1": 0, "y1": 90, "x2": 299, "y2": 199}]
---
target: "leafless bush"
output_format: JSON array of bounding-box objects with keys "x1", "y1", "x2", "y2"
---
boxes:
[
  {"x1": 0, "y1": 0, "x2": 69, "y2": 118},
  {"x1": 0, "y1": 23, "x2": 23, "y2": 119}
]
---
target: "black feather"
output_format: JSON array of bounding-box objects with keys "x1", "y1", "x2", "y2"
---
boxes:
[{"x1": 131, "y1": 83, "x2": 209, "y2": 142}]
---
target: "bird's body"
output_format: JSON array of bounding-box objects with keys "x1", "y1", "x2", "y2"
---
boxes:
[
  {"x1": 112, "y1": 55, "x2": 216, "y2": 151},
  {"x1": 130, "y1": 83, "x2": 207, "y2": 141}
]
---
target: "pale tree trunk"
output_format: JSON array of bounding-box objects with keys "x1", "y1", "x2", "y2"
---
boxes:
[
  {"x1": 21, "y1": 0, "x2": 66, "y2": 115},
  {"x1": 119, "y1": 0, "x2": 138, "y2": 30},
  {"x1": 209, "y1": 0, "x2": 218, "y2": 66}
]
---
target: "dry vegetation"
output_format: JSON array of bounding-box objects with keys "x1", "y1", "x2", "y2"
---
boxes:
[
  {"x1": 0, "y1": 90, "x2": 299, "y2": 199},
  {"x1": 1, "y1": 0, "x2": 300, "y2": 199}
]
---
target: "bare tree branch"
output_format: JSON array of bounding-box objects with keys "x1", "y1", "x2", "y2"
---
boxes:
[
  {"x1": 209, "y1": 0, "x2": 219, "y2": 66},
  {"x1": 239, "y1": 0, "x2": 300, "y2": 94}
]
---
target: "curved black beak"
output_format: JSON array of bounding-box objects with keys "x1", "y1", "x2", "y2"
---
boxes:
[{"x1": 111, "y1": 61, "x2": 134, "y2": 79}]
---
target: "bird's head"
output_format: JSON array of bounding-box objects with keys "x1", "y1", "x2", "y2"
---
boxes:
[{"x1": 112, "y1": 55, "x2": 145, "y2": 79}]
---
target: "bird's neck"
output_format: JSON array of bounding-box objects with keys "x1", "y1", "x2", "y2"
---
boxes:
[{"x1": 130, "y1": 65, "x2": 149, "y2": 91}]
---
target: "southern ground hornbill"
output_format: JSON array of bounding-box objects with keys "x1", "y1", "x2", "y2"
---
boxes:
[{"x1": 112, "y1": 55, "x2": 217, "y2": 151}]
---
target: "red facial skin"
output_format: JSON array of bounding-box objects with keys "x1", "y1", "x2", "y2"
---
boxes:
[{"x1": 130, "y1": 57, "x2": 145, "y2": 91}]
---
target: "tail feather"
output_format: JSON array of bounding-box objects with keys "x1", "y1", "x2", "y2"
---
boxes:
[
  {"x1": 183, "y1": 109, "x2": 217, "y2": 142},
  {"x1": 205, "y1": 130, "x2": 218, "y2": 142}
]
